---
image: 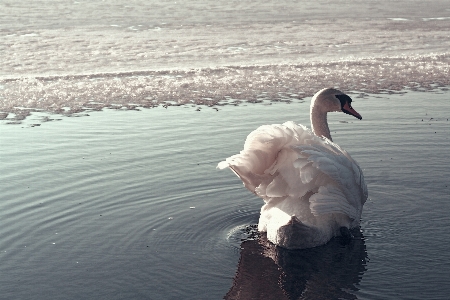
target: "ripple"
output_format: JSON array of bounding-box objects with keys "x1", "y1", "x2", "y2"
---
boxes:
[{"x1": 1, "y1": 90, "x2": 449, "y2": 299}]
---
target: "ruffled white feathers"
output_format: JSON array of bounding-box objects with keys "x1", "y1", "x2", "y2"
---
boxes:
[
  {"x1": 219, "y1": 122, "x2": 367, "y2": 249},
  {"x1": 218, "y1": 89, "x2": 367, "y2": 249}
]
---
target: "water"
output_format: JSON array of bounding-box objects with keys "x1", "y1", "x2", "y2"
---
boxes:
[
  {"x1": 1, "y1": 1, "x2": 450, "y2": 299},
  {"x1": 1, "y1": 91, "x2": 449, "y2": 299}
]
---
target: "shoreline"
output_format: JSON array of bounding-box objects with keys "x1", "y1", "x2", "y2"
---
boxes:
[
  {"x1": 1, "y1": 54, "x2": 449, "y2": 123},
  {"x1": 1, "y1": 84, "x2": 449, "y2": 125}
]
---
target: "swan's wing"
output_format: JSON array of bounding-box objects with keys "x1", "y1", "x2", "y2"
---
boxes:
[
  {"x1": 218, "y1": 121, "x2": 367, "y2": 221},
  {"x1": 292, "y1": 139, "x2": 368, "y2": 220}
]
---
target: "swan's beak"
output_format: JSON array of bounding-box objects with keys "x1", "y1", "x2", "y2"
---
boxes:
[
  {"x1": 336, "y1": 94, "x2": 362, "y2": 120},
  {"x1": 342, "y1": 102, "x2": 362, "y2": 120}
]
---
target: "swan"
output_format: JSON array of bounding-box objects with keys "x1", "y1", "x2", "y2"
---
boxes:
[{"x1": 218, "y1": 88, "x2": 368, "y2": 249}]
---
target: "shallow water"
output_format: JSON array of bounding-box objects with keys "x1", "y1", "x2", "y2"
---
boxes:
[{"x1": 1, "y1": 90, "x2": 449, "y2": 299}]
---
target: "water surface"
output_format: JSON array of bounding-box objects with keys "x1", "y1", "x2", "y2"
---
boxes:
[{"x1": 1, "y1": 90, "x2": 449, "y2": 299}]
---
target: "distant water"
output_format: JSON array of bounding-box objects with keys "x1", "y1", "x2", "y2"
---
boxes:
[
  {"x1": 1, "y1": 1, "x2": 450, "y2": 299},
  {"x1": 1, "y1": 0, "x2": 450, "y2": 121}
]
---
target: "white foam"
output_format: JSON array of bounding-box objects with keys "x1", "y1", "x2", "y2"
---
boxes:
[
  {"x1": 1, "y1": 54, "x2": 449, "y2": 122},
  {"x1": 423, "y1": 17, "x2": 450, "y2": 21},
  {"x1": 388, "y1": 18, "x2": 409, "y2": 21}
]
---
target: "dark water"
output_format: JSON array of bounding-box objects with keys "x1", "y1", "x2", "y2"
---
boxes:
[{"x1": 1, "y1": 90, "x2": 449, "y2": 299}]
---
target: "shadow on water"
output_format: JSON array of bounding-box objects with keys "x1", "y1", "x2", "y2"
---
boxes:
[{"x1": 225, "y1": 227, "x2": 367, "y2": 300}]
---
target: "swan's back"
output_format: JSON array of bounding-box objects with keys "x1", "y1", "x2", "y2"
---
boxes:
[{"x1": 218, "y1": 121, "x2": 367, "y2": 249}]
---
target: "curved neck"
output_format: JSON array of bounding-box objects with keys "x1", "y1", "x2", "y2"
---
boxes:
[{"x1": 310, "y1": 105, "x2": 332, "y2": 141}]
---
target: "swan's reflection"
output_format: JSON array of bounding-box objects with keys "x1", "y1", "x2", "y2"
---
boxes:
[{"x1": 225, "y1": 228, "x2": 367, "y2": 300}]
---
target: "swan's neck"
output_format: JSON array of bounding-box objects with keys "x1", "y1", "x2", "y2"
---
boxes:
[{"x1": 310, "y1": 105, "x2": 332, "y2": 141}]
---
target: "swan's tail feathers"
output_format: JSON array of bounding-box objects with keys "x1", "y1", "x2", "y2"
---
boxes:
[
  {"x1": 309, "y1": 185, "x2": 358, "y2": 220},
  {"x1": 218, "y1": 160, "x2": 258, "y2": 192},
  {"x1": 216, "y1": 160, "x2": 230, "y2": 170},
  {"x1": 217, "y1": 122, "x2": 308, "y2": 193}
]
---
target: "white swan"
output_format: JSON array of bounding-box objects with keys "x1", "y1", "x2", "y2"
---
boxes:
[{"x1": 218, "y1": 88, "x2": 368, "y2": 249}]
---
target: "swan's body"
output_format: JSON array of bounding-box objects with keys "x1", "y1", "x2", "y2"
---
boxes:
[{"x1": 218, "y1": 88, "x2": 368, "y2": 249}]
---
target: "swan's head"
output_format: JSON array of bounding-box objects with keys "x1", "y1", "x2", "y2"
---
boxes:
[{"x1": 312, "y1": 88, "x2": 362, "y2": 120}]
